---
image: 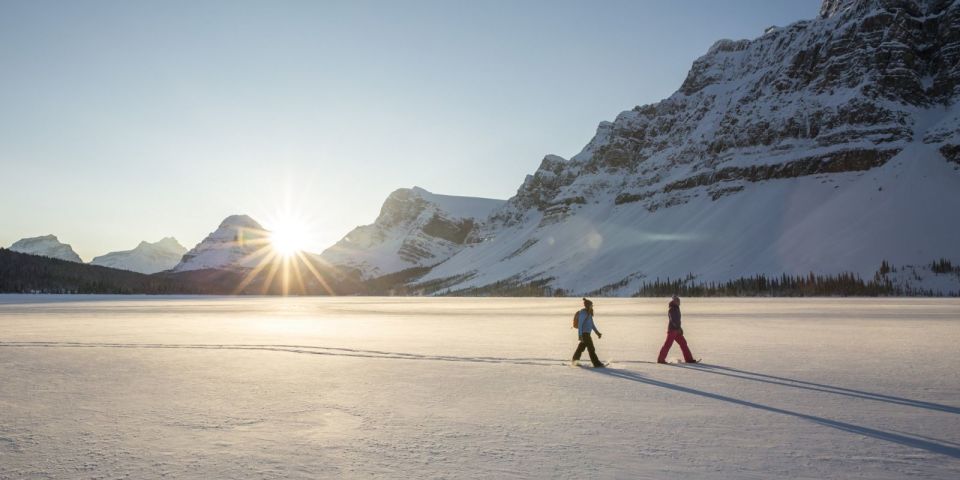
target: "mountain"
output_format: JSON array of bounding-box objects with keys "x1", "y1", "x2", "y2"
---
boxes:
[
  {"x1": 8, "y1": 235, "x2": 82, "y2": 263},
  {"x1": 165, "y1": 214, "x2": 364, "y2": 295},
  {"x1": 173, "y1": 215, "x2": 270, "y2": 272},
  {"x1": 321, "y1": 187, "x2": 506, "y2": 280},
  {"x1": 403, "y1": 0, "x2": 960, "y2": 295},
  {"x1": 89, "y1": 237, "x2": 187, "y2": 274}
]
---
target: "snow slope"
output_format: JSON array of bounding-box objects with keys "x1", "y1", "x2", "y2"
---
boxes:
[
  {"x1": 414, "y1": 0, "x2": 960, "y2": 295},
  {"x1": 321, "y1": 187, "x2": 504, "y2": 279},
  {"x1": 173, "y1": 215, "x2": 270, "y2": 272},
  {"x1": 0, "y1": 296, "x2": 957, "y2": 479},
  {"x1": 89, "y1": 237, "x2": 187, "y2": 274},
  {"x1": 8, "y1": 234, "x2": 82, "y2": 263},
  {"x1": 424, "y1": 142, "x2": 960, "y2": 294}
]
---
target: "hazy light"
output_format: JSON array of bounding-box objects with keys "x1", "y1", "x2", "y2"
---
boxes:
[
  {"x1": 587, "y1": 232, "x2": 603, "y2": 249},
  {"x1": 223, "y1": 202, "x2": 339, "y2": 296},
  {"x1": 270, "y1": 218, "x2": 309, "y2": 258}
]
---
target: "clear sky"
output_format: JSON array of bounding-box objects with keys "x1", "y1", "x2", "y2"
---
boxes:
[{"x1": 0, "y1": 0, "x2": 821, "y2": 261}]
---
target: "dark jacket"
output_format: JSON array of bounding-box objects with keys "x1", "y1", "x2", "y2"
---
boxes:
[{"x1": 667, "y1": 305, "x2": 681, "y2": 331}]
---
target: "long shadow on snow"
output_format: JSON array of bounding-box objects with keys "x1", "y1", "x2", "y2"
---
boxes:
[
  {"x1": 618, "y1": 360, "x2": 960, "y2": 415},
  {"x1": 676, "y1": 363, "x2": 960, "y2": 415},
  {"x1": 592, "y1": 367, "x2": 960, "y2": 459}
]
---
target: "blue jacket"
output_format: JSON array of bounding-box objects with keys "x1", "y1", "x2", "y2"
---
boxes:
[{"x1": 577, "y1": 308, "x2": 601, "y2": 336}]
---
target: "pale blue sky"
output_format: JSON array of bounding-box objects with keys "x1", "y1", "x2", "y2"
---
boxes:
[{"x1": 0, "y1": 0, "x2": 821, "y2": 260}]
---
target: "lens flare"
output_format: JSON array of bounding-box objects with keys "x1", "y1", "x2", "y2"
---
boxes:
[{"x1": 269, "y1": 218, "x2": 309, "y2": 258}]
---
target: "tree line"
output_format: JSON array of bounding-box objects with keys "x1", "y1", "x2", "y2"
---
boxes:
[{"x1": 633, "y1": 272, "x2": 897, "y2": 297}]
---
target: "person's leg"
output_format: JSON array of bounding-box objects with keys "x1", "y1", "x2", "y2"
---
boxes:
[
  {"x1": 657, "y1": 331, "x2": 677, "y2": 363},
  {"x1": 584, "y1": 334, "x2": 602, "y2": 366},
  {"x1": 573, "y1": 335, "x2": 587, "y2": 361},
  {"x1": 676, "y1": 333, "x2": 695, "y2": 362}
]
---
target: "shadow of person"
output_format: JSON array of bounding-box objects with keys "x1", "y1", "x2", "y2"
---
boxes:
[
  {"x1": 590, "y1": 367, "x2": 960, "y2": 459},
  {"x1": 673, "y1": 363, "x2": 960, "y2": 415}
]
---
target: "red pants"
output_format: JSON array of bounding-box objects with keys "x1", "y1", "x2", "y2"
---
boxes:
[{"x1": 658, "y1": 330, "x2": 694, "y2": 363}]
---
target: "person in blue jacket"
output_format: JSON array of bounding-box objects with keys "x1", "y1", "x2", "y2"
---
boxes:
[{"x1": 572, "y1": 298, "x2": 605, "y2": 367}]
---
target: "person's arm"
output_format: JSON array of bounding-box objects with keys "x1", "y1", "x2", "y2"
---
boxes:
[
  {"x1": 668, "y1": 310, "x2": 680, "y2": 331},
  {"x1": 592, "y1": 319, "x2": 602, "y2": 338}
]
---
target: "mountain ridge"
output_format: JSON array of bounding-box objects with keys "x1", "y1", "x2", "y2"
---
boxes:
[
  {"x1": 9, "y1": 235, "x2": 83, "y2": 263},
  {"x1": 409, "y1": 0, "x2": 960, "y2": 295},
  {"x1": 173, "y1": 215, "x2": 269, "y2": 272},
  {"x1": 90, "y1": 237, "x2": 188, "y2": 274},
  {"x1": 321, "y1": 187, "x2": 505, "y2": 280}
]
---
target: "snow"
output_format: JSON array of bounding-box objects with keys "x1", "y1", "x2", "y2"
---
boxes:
[
  {"x1": 8, "y1": 234, "x2": 83, "y2": 263},
  {"x1": 401, "y1": 0, "x2": 960, "y2": 296},
  {"x1": 322, "y1": 188, "x2": 505, "y2": 279},
  {"x1": 1, "y1": 295, "x2": 958, "y2": 479},
  {"x1": 89, "y1": 237, "x2": 187, "y2": 274},
  {"x1": 410, "y1": 186, "x2": 504, "y2": 220},
  {"x1": 174, "y1": 215, "x2": 270, "y2": 272},
  {"x1": 421, "y1": 139, "x2": 960, "y2": 294}
]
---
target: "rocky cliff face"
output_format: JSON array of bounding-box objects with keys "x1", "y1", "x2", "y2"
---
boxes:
[
  {"x1": 8, "y1": 235, "x2": 83, "y2": 263},
  {"x1": 90, "y1": 237, "x2": 187, "y2": 274},
  {"x1": 321, "y1": 187, "x2": 505, "y2": 279},
  {"x1": 414, "y1": 0, "x2": 960, "y2": 295},
  {"x1": 487, "y1": 0, "x2": 959, "y2": 227}
]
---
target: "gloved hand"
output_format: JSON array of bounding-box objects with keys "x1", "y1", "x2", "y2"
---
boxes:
[
  {"x1": 678, "y1": 328, "x2": 684, "y2": 336},
  {"x1": 597, "y1": 332, "x2": 603, "y2": 339}
]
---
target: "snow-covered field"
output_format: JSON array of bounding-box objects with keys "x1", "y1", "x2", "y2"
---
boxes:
[{"x1": 1, "y1": 295, "x2": 958, "y2": 479}]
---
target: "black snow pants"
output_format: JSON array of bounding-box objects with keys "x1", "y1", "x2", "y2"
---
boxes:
[{"x1": 572, "y1": 333, "x2": 602, "y2": 367}]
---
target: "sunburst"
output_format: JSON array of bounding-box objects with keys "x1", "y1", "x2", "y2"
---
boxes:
[{"x1": 227, "y1": 211, "x2": 337, "y2": 296}]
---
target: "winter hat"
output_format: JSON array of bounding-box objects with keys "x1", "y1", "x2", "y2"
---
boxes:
[
  {"x1": 582, "y1": 298, "x2": 593, "y2": 306},
  {"x1": 669, "y1": 295, "x2": 680, "y2": 306}
]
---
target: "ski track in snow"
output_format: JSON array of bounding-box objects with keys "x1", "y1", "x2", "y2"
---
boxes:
[
  {"x1": 0, "y1": 341, "x2": 561, "y2": 366},
  {"x1": 1, "y1": 341, "x2": 958, "y2": 415},
  {"x1": 1, "y1": 296, "x2": 958, "y2": 479}
]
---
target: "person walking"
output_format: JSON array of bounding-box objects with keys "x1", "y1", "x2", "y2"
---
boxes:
[
  {"x1": 572, "y1": 298, "x2": 605, "y2": 368},
  {"x1": 657, "y1": 295, "x2": 698, "y2": 364}
]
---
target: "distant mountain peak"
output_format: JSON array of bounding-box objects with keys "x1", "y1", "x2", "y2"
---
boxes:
[
  {"x1": 173, "y1": 215, "x2": 269, "y2": 272},
  {"x1": 322, "y1": 189, "x2": 505, "y2": 279},
  {"x1": 218, "y1": 214, "x2": 262, "y2": 230},
  {"x1": 152, "y1": 237, "x2": 185, "y2": 250},
  {"x1": 9, "y1": 235, "x2": 82, "y2": 263},
  {"x1": 90, "y1": 237, "x2": 188, "y2": 274}
]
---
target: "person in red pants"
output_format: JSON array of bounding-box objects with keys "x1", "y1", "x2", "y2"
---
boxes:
[{"x1": 657, "y1": 296, "x2": 698, "y2": 364}]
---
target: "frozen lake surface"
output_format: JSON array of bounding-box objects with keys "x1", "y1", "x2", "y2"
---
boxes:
[{"x1": 1, "y1": 295, "x2": 958, "y2": 479}]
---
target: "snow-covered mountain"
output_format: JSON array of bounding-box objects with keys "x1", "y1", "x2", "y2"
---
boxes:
[
  {"x1": 173, "y1": 215, "x2": 271, "y2": 272},
  {"x1": 321, "y1": 187, "x2": 505, "y2": 279},
  {"x1": 9, "y1": 235, "x2": 82, "y2": 263},
  {"x1": 89, "y1": 237, "x2": 187, "y2": 274},
  {"x1": 406, "y1": 0, "x2": 960, "y2": 295}
]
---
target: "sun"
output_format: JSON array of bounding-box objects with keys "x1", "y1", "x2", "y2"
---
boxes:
[
  {"x1": 269, "y1": 217, "x2": 310, "y2": 258},
  {"x1": 229, "y1": 201, "x2": 337, "y2": 296}
]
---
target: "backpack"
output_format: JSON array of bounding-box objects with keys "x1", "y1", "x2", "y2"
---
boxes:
[{"x1": 572, "y1": 309, "x2": 580, "y2": 329}]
